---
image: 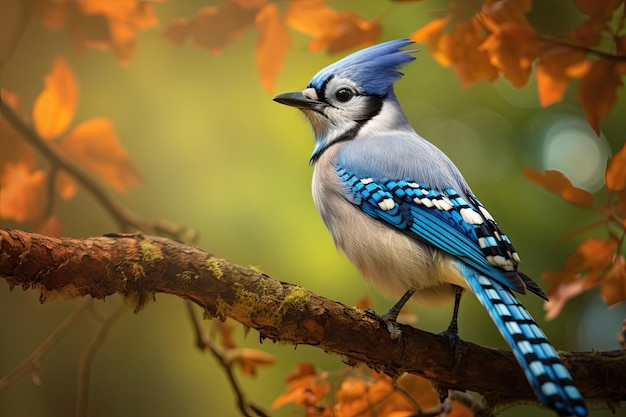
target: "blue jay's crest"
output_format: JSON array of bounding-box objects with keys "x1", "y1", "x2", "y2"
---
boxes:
[{"x1": 308, "y1": 39, "x2": 417, "y2": 96}]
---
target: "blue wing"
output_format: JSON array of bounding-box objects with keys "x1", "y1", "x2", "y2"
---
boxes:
[{"x1": 336, "y1": 165, "x2": 543, "y2": 297}]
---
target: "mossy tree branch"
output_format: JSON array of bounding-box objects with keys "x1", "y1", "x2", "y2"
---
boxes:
[{"x1": 0, "y1": 228, "x2": 624, "y2": 413}]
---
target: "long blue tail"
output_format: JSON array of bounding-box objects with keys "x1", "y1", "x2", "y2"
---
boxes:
[{"x1": 459, "y1": 263, "x2": 588, "y2": 416}]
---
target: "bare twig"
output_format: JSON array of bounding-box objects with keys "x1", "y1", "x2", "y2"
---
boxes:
[
  {"x1": 0, "y1": 300, "x2": 91, "y2": 390},
  {"x1": 75, "y1": 305, "x2": 126, "y2": 417},
  {"x1": 537, "y1": 34, "x2": 626, "y2": 61},
  {"x1": 185, "y1": 301, "x2": 269, "y2": 417}
]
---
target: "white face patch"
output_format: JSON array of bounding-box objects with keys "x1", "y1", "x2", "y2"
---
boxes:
[{"x1": 303, "y1": 87, "x2": 318, "y2": 100}]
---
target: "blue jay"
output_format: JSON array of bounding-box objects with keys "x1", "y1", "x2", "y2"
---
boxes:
[{"x1": 273, "y1": 39, "x2": 587, "y2": 417}]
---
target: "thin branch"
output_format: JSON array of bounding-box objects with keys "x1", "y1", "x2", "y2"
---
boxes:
[
  {"x1": 0, "y1": 98, "x2": 193, "y2": 241},
  {"x1": 0, "y1": 229, "x2": 623, "y2": 414},
  {"x1": 185, "y1": 301, "x2": 269, "y2": 417},
  {"x1": 537, "y1": 34, "x2": 626, "y2": 61},
  {"x1": 75, "y1": 305, "x2": 126, "y2": 417},
  {"x1": 0, "y1": 300, "x2": 91, "y2": 390}
]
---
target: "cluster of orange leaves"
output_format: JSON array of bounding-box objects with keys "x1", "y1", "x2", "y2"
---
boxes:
[
  {"x1": 0, "y1": 57, "x2": 140, "y2": 231},
  {"x1": 271, "y1": 362, "x2": 473, "y2": 417},
  {"x1": 162, "y1": 0, "x2": 381, "y2": 92},
  {"x1": 30, "y1": 0, "x2": 158, "y2": 64},
  {"x1": 523, "y1": 141, "x2": 626, "y2": 318},
  {"x1": 411, "y1": 0, "x2": 626, "y2": 134}
]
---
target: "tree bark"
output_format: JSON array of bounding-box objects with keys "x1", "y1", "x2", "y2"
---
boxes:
[{"x1": 0, "y1": 228, "x2": 624, "y2": 411}]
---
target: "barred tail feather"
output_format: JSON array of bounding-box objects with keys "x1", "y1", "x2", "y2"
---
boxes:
[{"x1": 459, "y1": 264, "x2": 588, "y2": 417}]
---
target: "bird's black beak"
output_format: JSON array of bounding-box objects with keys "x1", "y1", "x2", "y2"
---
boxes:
[{"x1": 273, "y1": 91, "x2": 320, "y2": 109}]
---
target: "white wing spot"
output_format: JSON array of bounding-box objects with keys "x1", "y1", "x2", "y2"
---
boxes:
[
  {"x1": 360, "y1": 178, "x2": 373, "y2": 184},
  {"x1": 438, "y1": 197, "x2": 454, "y2": 211},
  {"x1": 420, "y1": 198, "x2": 434, "y2": 208},
  {"x1": 460, "y1": 208, "x2": 483, "y2": 225},
  {"x1": 378, "y1": 198, "x2": 395, "y2": 211}
]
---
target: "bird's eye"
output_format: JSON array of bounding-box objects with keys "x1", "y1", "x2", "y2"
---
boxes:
[{"x1": 335, "y1": 88, "x2": 353, "y2": 102}]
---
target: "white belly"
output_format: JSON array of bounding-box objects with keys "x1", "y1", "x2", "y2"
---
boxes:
[{"x1": 311, "y1": 149, "x2": 469, "y2": 305}]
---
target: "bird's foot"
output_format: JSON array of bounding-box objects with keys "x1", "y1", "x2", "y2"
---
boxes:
[
  {"x1": 439, "y1": 327, "x2": 463, "y2": 371},
  {"x1": 364, "y1": 308, "x2": 404, "y2": 351},
  {"x1": 364, "y1": 288, "x2": 415, "y2": 350}
]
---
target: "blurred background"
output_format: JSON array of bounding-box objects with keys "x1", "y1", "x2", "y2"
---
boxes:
[{"x1": 1, "y1": 1, "x2": 624, "y2": 416}]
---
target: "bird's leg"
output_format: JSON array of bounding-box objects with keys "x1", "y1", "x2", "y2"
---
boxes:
[
  {"x1": 365, "y1": 288, "x2": 415, "y2": 344},
  {"x1": 440, "y1": 285, "x2": 464, "y2": 370}
]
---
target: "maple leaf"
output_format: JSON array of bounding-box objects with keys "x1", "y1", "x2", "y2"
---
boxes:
[
  {"x1": 285, "y1": 0, "x2": 381, "y2": 53},
  {"x1": 272, "y1": 362, "x2": 330, "y2": 410},
  {"x1": 523, "y1": 168, "x2": 594, "y2": 208},
  {"x1": 0, "y1": 161, "x2": 47, "y2": 222},
  {"x1": 55, "y1": 170, "x2": 77, "y2": 200},
  {"x1": 544, "y1": 236, "x2": 618, "y2": 319},
  {"x1": 32, "y1": 0, "x2": 158, "y2": 64},
  {"x1": 605, "y1": 142, "x2": 626, "y2": 192},
  {"x1": 536, "y1": 48, "x2": 590, "y2": 107},
  {"x1": 255, "y1": 3, "x2": 291, "y2": 93},
  {"x1": 32, "y1": 56, "x2": 78, "y2": 141},
  {"x1": 479, "y1": 20, "x2": 538, "y2": 88},
  {"x1": 163, "y1": 1, "x2": 262, "y2": 54},
  {"x1": 59, "y1": 117, "x2": 141, "y2": 193},
  {"x1": 224, "y1": 347, "x2": 275, "y2": 377},
  {"x1": 579, "y1": 58, "x2": 623, "y2": 134},
  {"x1": 411, "y1": 14, "x2": 498, "y2": 87},
  {"x1": 600, "y1": 256, "x2": 626, "y2": 306}
]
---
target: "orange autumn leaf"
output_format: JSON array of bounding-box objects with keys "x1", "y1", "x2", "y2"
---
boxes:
[
  {"x1": 536, "y1": 48, "x2": 590, "y2": 107},
  {"x1": 225, "y1": 347, "x2": 275, "y2": 377},
  {"x1": 411, "y1": 16, "x2": 450, "y2": 43},
  {"x1": 163, "y1": 1, "x2": 262, "y2": 54},
  {"x1": 55, "y1": 170, "x2": 77, "y2": 200},
  {"x1": 33, "y1": 56, "x2": 78, "y2": 140},
  {"x1": 255, "y1": 3, "x2": 291, "y2": 93},
  {"x1": 285, "y1": 0, "x2": 381, "y2": 53},
  {"x1": 544, "y1": 236, "x2": 618, "y2": 319},
  {"x1": 411, "y1": 17, "x2": 498, "y2": 87},
  {"x1": 335, "y1": 375, "x2": 395, "y2": 417},
  {"x1": 59, "y1": 117, "x2": 140, "y2": 192},
  {"x1": 444, "y1": 19, "x2": 499, "y2": 87},
  {"x1": 216, "y1": 320, "x2": 238, "y2": 349},
  {"x1": 605, "y1": 142, "x2": 626, "y2": 191},
  {"x1": 397, "y1": 373, "x2": 440, "y2": 410},
  {"x1": 479, "y1": 21, "x2": 538, "y2": 88},
  {"x1": 579, "y1": 58, "x2": 623, "y2": 134},
  {"x1": 523, "y1": 168, "x2": 593, "y2": 208},
  {"x1": 272, "y1": 362, "x2": 330, "y2": 409},
  {"x1": 32, "y1": 0, "x2": 158, "y2": 64},
  {"x1": 600, "y1": 256, "x2": 626, "y2": 306},
  {"x1": 0, "y1": 161, "x2": 47, "y2": 222}
]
